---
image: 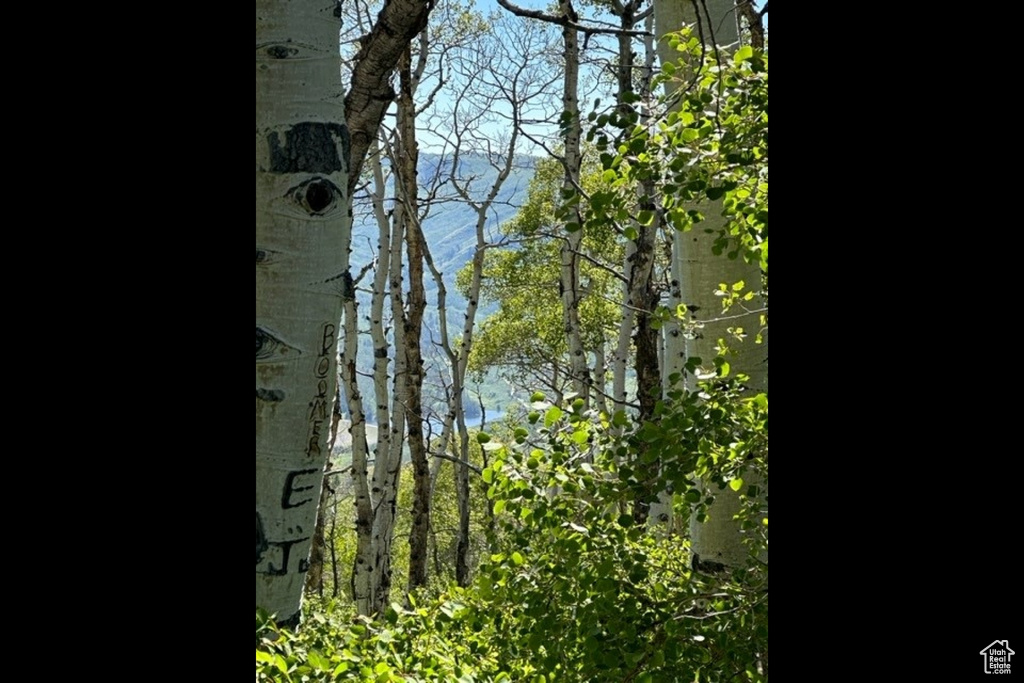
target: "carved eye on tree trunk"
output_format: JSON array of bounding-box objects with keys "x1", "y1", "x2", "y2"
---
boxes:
[
  {"x1": 256, "y1": 326, "x2": 301, "y2": 363},
  {"x1": 288, "y1": 176, "x2": 343, "y2": 217}
]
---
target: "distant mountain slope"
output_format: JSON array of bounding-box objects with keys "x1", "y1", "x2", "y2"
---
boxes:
[
  {"x1": 345, "y1": 153, "x2": 536, "y2": 421},
  {"x1": 350, "y1": 153, "x2": 534, "y2": 283}
]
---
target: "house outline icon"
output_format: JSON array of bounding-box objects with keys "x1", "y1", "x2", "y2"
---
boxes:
[{"x1": 980, "y1": 640, "x2": 1015, "y2": 674}]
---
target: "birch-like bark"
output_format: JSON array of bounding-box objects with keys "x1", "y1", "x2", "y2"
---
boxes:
[
  {"x1": 366, "y1": 139, "x2": 403, "y2": 617},
  {"x1": 391, "y1": 47, "x2": 433, "y2": 595},
  {"x1": 255, "y1": 0, "x2": 350, "y2": 627},
  {"x1": 341, "y1": 266, "x2": 374, "y2": 614},
  {"x1": 379, "y1": 177, "x2": 409, "y2": 613},
  {"x1": 592, "y1": 342, "x2": 609, "y2": 416},
  {"x1": 655, "y1": 0, "x2": 766, "y2": 568},
  {"x1": 606, "y1": 1, "x2": 653, "y2": 384},
  {"x1": 612, "y1": 234, "x2": 636, "y2": 413},
  {"x1": 305, "y1": 475, "x2": 329, "y2": 596},
  {"x1": 303, "y1": 399, "x2": 342, "y2": 597},
  {"x1": 599, "y1": 0, "x2": 663, "y2": 523},
  {"x1": 558, "y1": 0, "x2": 590, "y2": 407},
  {"x1": 449, "y1": 134, "x2": 520, "y2": 586}
]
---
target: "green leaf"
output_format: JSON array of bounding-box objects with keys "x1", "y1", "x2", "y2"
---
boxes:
[
  {"x1": 706, "y1": 186, "x2": 726, "y2": 200},
  {"x1": 493, "y1": 499, "x2": 506, "y2": 515},
  {"x1": 308, "y1": 650, "x2": 329, "y2": 670},
  {"x1": 729, "y1": 478, "x2": 744, "y2": 492},
  {"x1": 482, "y1": 467, "x2": 493, "y2": 484},
  {"x1": 512, "y1": 551, "x2": 525, "y2": 566},
  {"x1": 545, "y1": 406, "x2": 563, "y2": 427}
]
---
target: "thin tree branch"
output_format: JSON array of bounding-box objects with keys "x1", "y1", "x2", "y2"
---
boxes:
[
  {"x1": 430, "y1": 451, "x2": 483, "y2": 475},
  {"x1": 496, "y1": 0, "x2": 652, "y2": 37}
]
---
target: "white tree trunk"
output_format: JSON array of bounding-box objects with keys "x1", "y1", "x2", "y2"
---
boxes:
[
  {"x1": 341, "y1": 281, "x2": 374, "y2": 614},
  {"x1": 367, "y1": 138, "x2": 402, "y2": 616},
  {"x1": 558, "y1": 0, "x2": 590, "y2": 407},
  {"x1": 450, "y1": 136, "x2": 520, "y2": 584},
  {"x1": 612, "y1": 236, "x2": 636, "y2": 414},
  {"x1": 378, "y1": 190, "x2": 409, "y2": 612},
  {"x1": 255, "y1": 0, "x2": 350, "y2": 626},
  {"x1": 655, "y1": 0, "x2": 766, "y2": 569}
]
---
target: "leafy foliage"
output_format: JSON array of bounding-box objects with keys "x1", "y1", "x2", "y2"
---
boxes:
[
  {"x1": 259, "y1": 375, "x2": 767, "y2": 682},
  {"x1": 459, "y1": 154, "x2": 623, "y2": 397},
  {"x1": 471, "y1": 380, "x2": 767, "y2": 682},
  {"x1": 257, "y1": 597, "x2": 505, "y2": 682},
  {"x1": 258, "y1": 30, "x2": 768, "y2": 683},
  {"x1": 584, "y1": 31, "x2": 768, "y2": 276}
]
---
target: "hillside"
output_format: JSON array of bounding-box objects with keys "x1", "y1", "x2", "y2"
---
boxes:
[{"x1": 345, "y1": 152, "x2": 536, "y2": 422}]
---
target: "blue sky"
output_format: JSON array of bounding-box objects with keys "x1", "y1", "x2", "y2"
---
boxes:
[{"x1": 388, "y1": 0, "x2": 765, "y2": 154}]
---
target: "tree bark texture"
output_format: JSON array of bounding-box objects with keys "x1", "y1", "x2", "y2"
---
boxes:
[
  {"x1": 345, "y1": 0, "x2": 435, "y2": 194},
  {"x1": 342, "y1": 265, "x2": 375, "y2": 614},
  {"x1": 256, "y1": 0, "x2": 351, "y2": 627},
  {"x1": 304, "y1": 403, "x2": 342, "y2": 596},
  {"x1": 655, "y1": 0, "x2": 766, "y2": 568},
  {"x1": 367, "y1": 140, "x2": 403, "y2": 617},
  {"x1": 557, "y1": 0, "x2": 590, "y2": 407},
  {"x1": 391, "y1": 48, "x2": 433, "y2": 595}
]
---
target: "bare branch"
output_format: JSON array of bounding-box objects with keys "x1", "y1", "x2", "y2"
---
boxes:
[{"x1": 496, "y1": 0, "x2": 652, "y2": 37}]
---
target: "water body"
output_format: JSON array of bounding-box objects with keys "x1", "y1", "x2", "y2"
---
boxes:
[
  {"x1": 424, "y1": 410, "x2": 506, "y2": 437},
  {"x1": 333, "y1": 411, "x2": 508, "y2": 464}
]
